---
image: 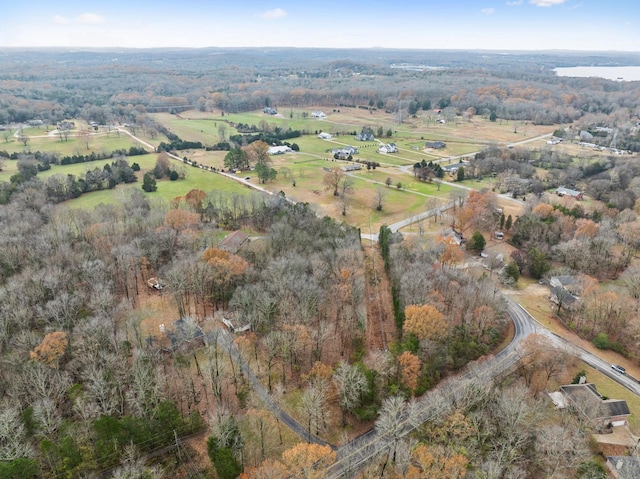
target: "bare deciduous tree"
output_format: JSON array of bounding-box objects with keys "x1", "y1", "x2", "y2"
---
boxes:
[{"x1": 333, "y1": 361, "x2": 368, "y2": 426}]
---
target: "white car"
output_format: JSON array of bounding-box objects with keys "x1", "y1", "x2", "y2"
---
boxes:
[{"x1": 611, "y1": 364, "x2": 626, "y2": 374}]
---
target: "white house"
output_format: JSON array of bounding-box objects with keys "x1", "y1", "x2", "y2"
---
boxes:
[
  {"x1": 267, "y1": 145, "x2": 291, "y2": 155},
  {"x1": 317, "y1": 132, "x2": 333, "y2": 140},
  {"x1": 311, "y1": 110, "x2": 326, "y2": 119},
  {"x1": 378, "y1": 143, "x2": 398, "y2": 153}
]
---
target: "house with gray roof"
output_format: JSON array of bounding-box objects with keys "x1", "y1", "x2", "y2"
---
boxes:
[
  {"x1": 558, "y1": 383, "x2": 630, "y2": 428},
  {"x1": 608, "y1": 456, "x2": 640, "y2": 479},
  {"x1": 556, "y1": 186, "x2": 584, "y2": 200}
]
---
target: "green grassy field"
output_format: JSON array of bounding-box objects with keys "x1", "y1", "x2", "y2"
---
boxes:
[
  {"x1": 151, "y1": 113, "x2": 238, "y2": 144},
  {"x1": 1, "y1": 133, "x2": 140, "y2": 156},
  {"x1": 64, "y1": 165, "x2": 252, "y2": 209}
]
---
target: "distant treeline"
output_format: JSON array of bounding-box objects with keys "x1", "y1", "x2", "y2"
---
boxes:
[
  {"x1": 157, "y1": 139, "x2": 203, "y2": 152},
  {"x1": 0, "y1": 146, "x2": 147, "y2": 164},
  {"x1": 229, "y1": 129, "x2": 301, "y2": 146}
]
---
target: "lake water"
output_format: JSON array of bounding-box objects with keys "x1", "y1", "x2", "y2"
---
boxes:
[{"x1": 554, "y1": 66, "x2": 640, "y2": 82}]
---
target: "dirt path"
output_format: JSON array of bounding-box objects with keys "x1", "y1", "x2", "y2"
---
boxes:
[{"x1": 363, "y1": 244, "x2": 396, "y2": 352}]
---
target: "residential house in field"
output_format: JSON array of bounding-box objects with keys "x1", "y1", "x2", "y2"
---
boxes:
[
  {"x1": 267, "y1": 145, "x2": 291, "y2": 155},
  {"x1": 549, "y1": 275, "x2": 581, "y2": 310},
  {"x1": 555, "y1": 186, "x2": 584, "y2": 200},
  {"x1": 263, "y1": 107, "x2": 278, "y2": 115},
  {"x1": 317, "y1": 132, "x2": 333, "y2": 140},
  {"x1": 332, "y1": 146, "x2": 359, "y2": 159},
  {"x1": 378, "y1": 143, "x2": 398, "y2": 153},
  {"x1": 441, "y1": 163, "x2": 463, "y2": 175},
  {"x1": 219, "y1": 230, "x2": 249, "y2": 254},
  {"x1": 554, "y1": 383, "x2": 631, "y2": 428},
  {"x1": 355, "y1": 131, "x2": 375, "y2": 141},
  {"x1": 311, "y1": 110, "x2": 326, "y2": 119},
  {"x1": 425, "y1": 141, "x2": 446, "y2": 149},
  {"x1": 28, "y1": 119, "x2": 44, "y2": 127},
  {"x1": 607, "y1": 456, "x2": 640, "y2": 479},
  {"x1": 341, "y1": 164, "x2": 362, "y2": 172}
]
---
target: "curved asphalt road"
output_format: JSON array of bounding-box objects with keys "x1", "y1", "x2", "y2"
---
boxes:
[{"x1": 324, "y1": 297, "x2": 640, "y2": 477}]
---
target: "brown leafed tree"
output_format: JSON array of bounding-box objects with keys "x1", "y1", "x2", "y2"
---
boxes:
[
  {"x1": 574, "y1": 218, "x2": 599, "y2": 239},
  {"x1": 240, "y1": 459, "x2": 287, "y2": 479},
  {"x1": 518, "y1": 334, "x2": 569, "y2": 392},
  {"x1": 78, "y1": 129, "x2": 91, "y2": 150},
  {"x1": 154, "y1": 151, "x2": 172, "y2": 178},
  {"x1": 30, "y1": 331, "x2": 68, "y2": 368},
  {"x1": 403, "y1": 304, "x2": 447, "y2": 341},
  {"x1": 405, "y1": 444, "x2": 467, "y2": 479},
  {"x1": 184, "y1": 189, "x2": 207, "y2": 213},
  {"x1": 244, "y1": 140, "x2": 271, "y2": 167},
  {"x1": 323, "y1": 166, "x2": 345, "y2": 197},
  {"x1": 164, "y1": 208, "x2": 200, "y2": 231},
  {"x1": 532, "y1": 202, "x2": 554, "y2": 219},
  {"x1": 281, "y1": 443, "x2": 336, "y2": 479},
  {"x1": 439, "y1": 242, "x2": 463, "y2": 268},
  {"x1": 202, "y1": 247, "x2": 248, "y2": 308},
  {"x1": 454, "y1": 189, "x2": 497, "y2": 233},
  {"x1": 398, "y1": 351, "x2": 421, "y2": 393}
]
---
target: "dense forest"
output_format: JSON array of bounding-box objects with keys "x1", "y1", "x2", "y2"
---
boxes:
[{"x1": 2, "y1": 48, "x2": 640, "y2": 127}]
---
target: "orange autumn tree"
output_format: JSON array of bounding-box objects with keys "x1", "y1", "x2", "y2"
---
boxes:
[
  {"x1": 439, "y1": 241, "x2": 463, "y2": 268},
  {"x1": 454, "y1": 189, "x2": 496, "y2": 234},
  {"x1": 403, "y1": 304, "x2": 447, "y2": 341},
  {"x1": 398, "y1": 351, "x2": 421, "y2": 393},
  {"x1": 164, "y1": 208, "x2": 200, "y2": 231},
  {"x1": 202, "y1": 247, "x2": 248, "y2": 308},
  {"x1": 281, "y1": 443, "x2": 336, "y2": 479},
  {"x1": 405, "y1": 444, "x2": 467, "y2": 479},
  {"x1": 172, "y1": 189, "x2": 207, "y2": 215},
  {"x1": 243, "y1": 443, "x2": 336, "y2": 479},
  {"x1": 30, "y1": 331, "x2": 68, "y2": 368}
]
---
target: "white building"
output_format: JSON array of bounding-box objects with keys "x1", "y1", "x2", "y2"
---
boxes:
[{"x1": 267, "y1": 145, "x2": 292, "y2": 155}]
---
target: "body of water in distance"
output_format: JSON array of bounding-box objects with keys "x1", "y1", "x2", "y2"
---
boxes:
[{"x1": 554, "y1": 66, "x2": 640, "y2": 82}]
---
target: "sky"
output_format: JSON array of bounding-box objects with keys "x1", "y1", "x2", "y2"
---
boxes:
[{"x1": 0, "y1": 0, "x2": 638, "y2": 52}]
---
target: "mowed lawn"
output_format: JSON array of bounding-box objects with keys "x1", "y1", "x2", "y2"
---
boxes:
[
  {"x1": 1, "y1": 133, "x2": 141, "y2": 157},
  {"x1": 63, "y1": 164, "x2": 252, "y2": 209},
  {"x1": 249, "y1": 153, "x2": 445, "y2": 230}
]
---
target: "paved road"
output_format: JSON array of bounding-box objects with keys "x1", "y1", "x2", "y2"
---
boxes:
[
  {"x1": 503, "y1": 296, "x2": 640, "y2": 396},
  {"x1": 209, "y1": 329, "x2": 335, "y2": 449},
  {"x1": 323, "y1": 295, "x2": 640, "y2": 477}
]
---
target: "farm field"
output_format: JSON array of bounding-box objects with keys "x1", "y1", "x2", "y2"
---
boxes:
[
  {"x1": 1, "y1": 133, "x2": 142, "y2": 157},
  {"x1": 63, "y1": 165, "x2": 251, "y2": 209},
  {"x1": 3, "y1": 107, "x2": 559, "y2": 227}
]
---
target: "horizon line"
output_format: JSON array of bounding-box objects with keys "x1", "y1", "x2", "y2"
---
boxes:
[{"x1": 1, "y1": 45, "x2": 639, "y2": 54}]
